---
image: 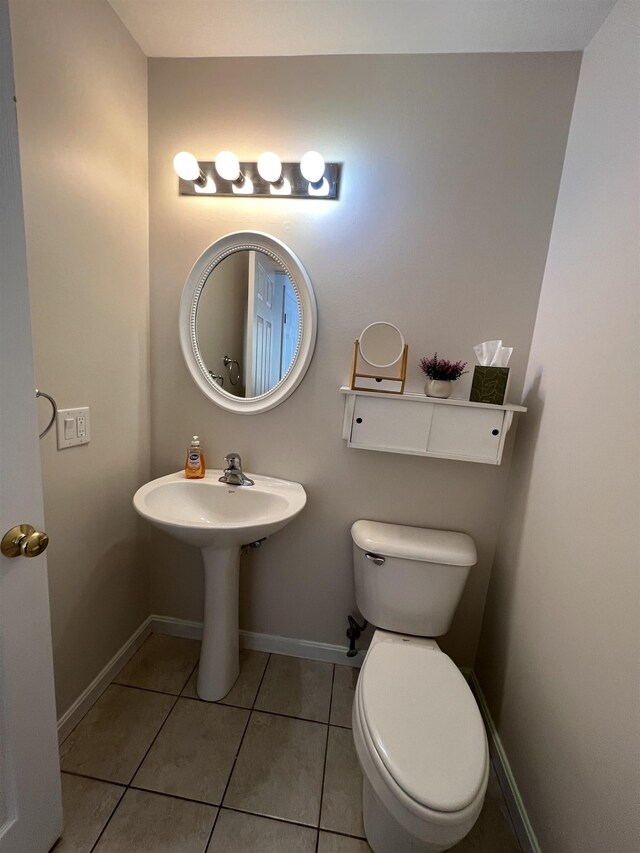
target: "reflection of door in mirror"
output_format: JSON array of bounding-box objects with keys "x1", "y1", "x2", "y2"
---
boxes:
[
  {"x1": 195, "y1": 247, "x2": 301, "y2": 400},
  {"x1": 196, "y1": 252, "x2": 247, "y2": 396},
  {"x1": 246, "y1": 252, "x2": 290, "y2": 396}
]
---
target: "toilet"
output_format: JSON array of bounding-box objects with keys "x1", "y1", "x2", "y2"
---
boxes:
[{"x1": 350, "y1": 520, "x2": 489, "y2": 853}]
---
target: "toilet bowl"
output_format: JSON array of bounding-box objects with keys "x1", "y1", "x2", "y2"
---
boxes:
[{"x1": 350, "y1": 521, "x2": 489, "y2": 852}]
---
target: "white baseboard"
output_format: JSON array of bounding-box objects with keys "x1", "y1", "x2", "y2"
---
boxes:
[
  {"x1": 149, "y1": 614, "x2": 362, "y2": 667},
  {"x1": 57, "y1": 616, "x2": 153, "y2": 743},
  {"x1": 149, "y1": 614, "x2": 203, "y2": 640},
  {"x1": 241, "y1": 628, "x2": 362, "y2": 667},
  {"x1": 57, "y1": 614, "x2": 361, "y2": 742},
  {"x1": 469, "y1": 672, "x2": 540, "y2": 853}
]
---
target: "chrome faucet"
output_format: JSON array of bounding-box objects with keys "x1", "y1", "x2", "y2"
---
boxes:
[{"x1": 219, "y1": 452, "x2": 254, "y2": 486}]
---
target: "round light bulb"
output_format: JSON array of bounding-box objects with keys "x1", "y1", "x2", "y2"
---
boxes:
[
  {"x1": 257, "y1": 151, "x2": 282, "y2": 184},
  {"x1": 300, "y1": 151, "x2": 325, "y2": 184},
  {"x1": 215, "y1": 150, "x2": 241, "y2": 182},
  {"x1": 173, "y1": 151, "x2": 201, "y2": 181}
]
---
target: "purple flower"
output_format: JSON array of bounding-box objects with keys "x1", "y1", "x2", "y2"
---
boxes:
[{"x1": 419, "y1": 353, "x2": 468, "y2": 381}]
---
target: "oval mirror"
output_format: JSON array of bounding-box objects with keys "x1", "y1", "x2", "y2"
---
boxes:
[
  {"x1": 180, "y1": 232, "x2": 317, "y2": 414},
  {"x1": 359, "y1": 322, "x2": 405, "y2": 368}
]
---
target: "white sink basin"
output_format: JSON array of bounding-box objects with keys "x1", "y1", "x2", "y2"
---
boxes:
[
  {"x1": 133, "y1": 470, "x2": 306, "y2": 702},
  {"x1": 133, "y1": 470, "x2": 306, "y2": 548}
]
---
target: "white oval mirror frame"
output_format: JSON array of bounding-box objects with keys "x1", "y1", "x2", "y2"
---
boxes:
[
  {"x1": 179, "y1": 231, "x2": 317, "y2": 414},
  {"x1": 359, "y1": 322, "x2": 405, "y2": 368}
]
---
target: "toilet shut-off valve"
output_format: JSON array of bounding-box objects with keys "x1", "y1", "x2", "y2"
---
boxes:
[{"x1": 346, "y1": 614, "x2": 368, "y2": 657}]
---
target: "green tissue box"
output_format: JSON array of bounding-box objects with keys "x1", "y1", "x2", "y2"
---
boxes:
[{"x1": 469, "y1": 366, "x2": 509, "y2": 405}]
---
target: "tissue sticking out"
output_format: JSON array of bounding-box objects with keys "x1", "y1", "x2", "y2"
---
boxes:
[{"x1": 473, "y1": 340, "x2": 513, "y2": 368}]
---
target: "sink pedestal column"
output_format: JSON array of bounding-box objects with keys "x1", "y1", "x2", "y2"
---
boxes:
[{"x1": 197, "y1": 545, "x2": 240, "y2": 701}]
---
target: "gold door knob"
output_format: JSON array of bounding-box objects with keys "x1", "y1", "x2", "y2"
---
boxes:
[{"x1": 1, "y1": 524, "x2": 49, "y2": 558}]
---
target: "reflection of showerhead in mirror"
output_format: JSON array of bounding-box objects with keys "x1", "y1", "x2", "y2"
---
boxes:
[{"x1": 359, "y1": 322, "x2": 405, "y2": 368}]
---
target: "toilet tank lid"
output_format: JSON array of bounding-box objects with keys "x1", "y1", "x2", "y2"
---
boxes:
[{"x1": 351, "y1": 520, "x2": 477, "y2": 566}]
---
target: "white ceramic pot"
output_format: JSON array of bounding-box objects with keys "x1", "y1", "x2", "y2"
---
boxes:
[{"x1": 425, "y1": 380, "x2": 452, "y2": 399}]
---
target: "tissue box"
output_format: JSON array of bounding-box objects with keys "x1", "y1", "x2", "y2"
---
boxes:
[{"x1": 469, "y1": 366, "x2": 509, "y2": 405}]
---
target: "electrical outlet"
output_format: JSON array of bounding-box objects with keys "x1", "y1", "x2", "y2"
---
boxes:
[{"x1": 56, "y1": 407, "x2": 91, "y2": 449}]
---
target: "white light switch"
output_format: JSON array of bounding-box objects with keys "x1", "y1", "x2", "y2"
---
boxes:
[{"x1": 56, "y1": 407, "x2": 91, "y2": 449}]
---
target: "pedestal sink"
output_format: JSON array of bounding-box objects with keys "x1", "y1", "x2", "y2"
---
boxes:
[{"x1": 133, "y1": 471, "x2": 306, "y2": 701}]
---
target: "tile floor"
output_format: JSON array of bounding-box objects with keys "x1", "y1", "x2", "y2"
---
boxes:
[{"x1": 55, "y1": 634, "x2": 522, "y2": 853}]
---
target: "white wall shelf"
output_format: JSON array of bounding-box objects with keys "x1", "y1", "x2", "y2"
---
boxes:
[{"x1": 340, "y1": 386, "x2": 526, "y2": 465}]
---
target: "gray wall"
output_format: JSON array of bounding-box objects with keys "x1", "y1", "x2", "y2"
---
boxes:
[
  {"x1": 148, "y1": 53, "x2": 580, "y2": 665},
  {"x1": 10, "y1": 0, "x2": 150, "y2": 715},
  {"x1": 476, "y1": 2, "x2": 640, "y2": 849}
]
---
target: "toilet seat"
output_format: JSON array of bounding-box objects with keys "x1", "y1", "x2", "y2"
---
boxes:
[
  {"x1": 359, "y1": 639, "x2": 487, "y2": 814},
  {"x1": 353, "y1": 636, "x2": 489, "y2": 838}
]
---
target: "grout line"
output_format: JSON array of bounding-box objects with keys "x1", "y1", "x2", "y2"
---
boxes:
[
  {"x1": 205, "y1": 652, "x2": 273, "y2": 848},
  {"x1": 180, "y1": 693, "x2": 330, "y2": 726},
  {"x1": 327, "y1": 663, "x2": 336, "y2": 727},
  {"x1": 61, "y1": 769, "x2": 371, "y2": 843},
  {"x1": 88, "y1": 686, "x2": 181, "y2": 852},
  {"x1": 105, "y1": 678, "x2": 333, "y2": 727},
  {"x1": 315, "y1": 665, "x2": 335, "y2": 853},
  {"x1": 128, "y1": 782, "x2": 220, "y2": 809},
  {"x1": 86, "y1": 782, "x2": 128, "y2": 853},
  {"x1": 111, "y1": 680, "x2": 184, "y2": 698},
  {"x1": 209, "y1": 803, "x2": 326, "y2": 832},
  {"x1": 61, "y1": 769, "x2": 128, "y2": 788},
  {"x1": 317, "y1": 827, "x2": 371, "y2": 843}
]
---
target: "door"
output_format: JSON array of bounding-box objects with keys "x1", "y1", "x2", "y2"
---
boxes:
[
  {"x1": 246, "y1": 252, "x2": 285, "y2": 395},
  {"x1": 0, "y1": 2, "x2": 63, "y2": 850}
]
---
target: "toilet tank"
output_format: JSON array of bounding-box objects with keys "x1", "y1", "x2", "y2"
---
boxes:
[{"x1": 351, "y1": 520, "x2": 477, "y2": 637}]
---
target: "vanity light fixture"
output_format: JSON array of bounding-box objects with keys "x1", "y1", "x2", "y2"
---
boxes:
[{"x1": 174, "y1": 149, "x2": 340, "y2": 199}]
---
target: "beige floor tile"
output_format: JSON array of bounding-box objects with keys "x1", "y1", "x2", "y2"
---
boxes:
[
  {"x1": 133, "y1": 698, "x2": 249, "y2": 804},
  {"x1": 320, "y1": 726, "x2": 365, "y2": 837},
  {"x1": 207, "y1": 808, "x2": 316, "y2": 853},
  {"x1": 93, "y1": 788, "x2": 216, "y2": 853},
  {"x1": 114, "y1": 634, "x2": 200, "y2": 694},
  {"x1": 254, "y1": 655, "x2": 333, "y2": 722},
  {"x1": 223, "y1": 711, "x2": 327, "y2": 826},
  {"x1": 330, "y1": 665, "x2": 359, "y2": 728},
  {"x1": 53, "y1": 773, "x2": 124, "y2": 852},
  {"x1": 60, "y1": 685, "x2": 175, "y2": 784},
  {"x1": 452, "y1": 765, "x2": 521, "y2": 852},
  {"x1": 318, "y1": 832, "x2": 372, "y2": 853},
  {"x1": 183, "y1": 650, "x2": 268, "y2": 708}
]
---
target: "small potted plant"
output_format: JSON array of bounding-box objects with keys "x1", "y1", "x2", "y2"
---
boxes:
[{"x1": 419, "y1": 353, "x2": 468, "y2": 398}]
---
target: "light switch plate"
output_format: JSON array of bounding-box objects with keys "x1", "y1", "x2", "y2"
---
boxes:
[{"x1": 56, "y1": 407, "x2": 91, "y2": 449}]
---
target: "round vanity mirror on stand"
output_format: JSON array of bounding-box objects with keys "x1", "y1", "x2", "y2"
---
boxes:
[
  {"x1": 359, "y1": 322, "x2": 405, "y2": 368},
  {"x1": 350, "y1": 322, "x2": 408, "y2": 394},
  {"x1": 179, "y1": 231, "x2": 317, "y2": 414}
]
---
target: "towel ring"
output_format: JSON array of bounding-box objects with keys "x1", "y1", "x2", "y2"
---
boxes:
[
  {"x1": 223, "y1": 355, "x2": 240, "y2": 386},
  {"x1": 36, "y1": 389, "x2": 57, "y2": 439}
]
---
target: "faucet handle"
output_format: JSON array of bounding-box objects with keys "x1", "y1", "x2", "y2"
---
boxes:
[{"x1": 224, "y1": 452, "x2": 241, "y2": 469}]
